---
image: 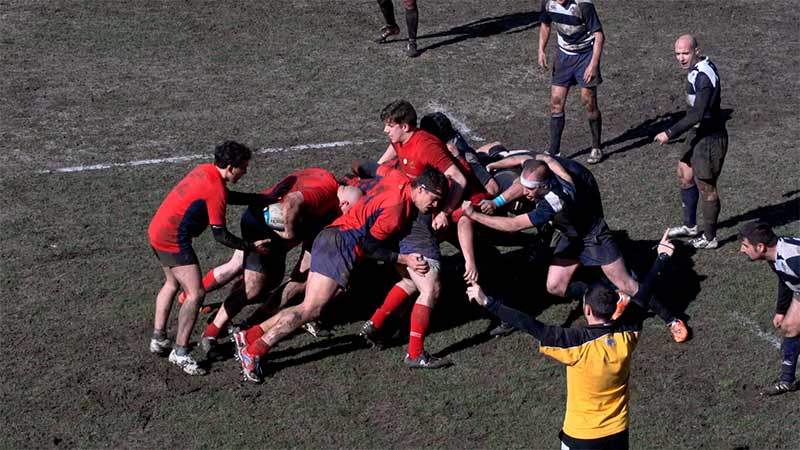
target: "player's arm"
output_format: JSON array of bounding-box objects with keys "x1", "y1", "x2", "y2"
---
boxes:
[
  {"x1": 656, "y1": 73, "x2": 714, "y2": 144},
  {"x1": 211, "y1": 225, "x2": 256, "y2": 252},
  {"x1": 486, "y1": 154, "x2": 532, "y2": 172},
  {"x1": 433, "y1": 163, "x2": 467, "y2": 229},
  {"x1": 463, "y1": 201, "x2": 535, "y2": 233},
  {"x1": 584, "y1": 31, "x2": 604, "y2": 83},
  {"x1": 377, "y1": 144, "x2": 397, "y2": 165},
  {"x1": 537, "y1": 1, "x2": 551, "y2": 69},
  {"x1": 274, "y1": 191, "x2": 304, "y2": 241},
  {"x1": 535, "y1": 153, "x2": 573, "y2": 186},
  {"x1": 228, "y1": 185, "x2": 290, "y2": 207},
  {"x1": 776, "y1": 281, "x2": 793, "y2": 317},
  {"x1": 480, "y1": 180, "x2": 525, "y2": 215}
]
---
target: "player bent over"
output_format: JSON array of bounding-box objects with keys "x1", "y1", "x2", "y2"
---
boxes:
[
  {"x1": 739, "y1": 221, "x2": 800, "y2": 396},
  {"x1": 468, "y1": 231, "x2": 676, "y2": 450},
  {"x1": 147, "y1": 141, "x2": 281, "y2": 375},
  {"x1": 199, "y1": 169, "x2": 363, "y2": 355},
  {"x1": 234, "y1": 168, "x2": 448, "y2": 382}
]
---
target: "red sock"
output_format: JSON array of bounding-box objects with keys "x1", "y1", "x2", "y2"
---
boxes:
[
  {"x1": 407, "y1": 303, "x2": 431, "y2": 359},
  {"x1": 202, "y1": 269, "x2": 219, "y2": 291},
  {"x1": 245, "y1": 325, "x2": 265, "y2": 345},
  {"x1": 204, "y1": 323, "x2": 221, "y2": 338},
  {"x1": 246, "y1": 338, "x2": 271, "y2": 358},
  {"x1": 370, "y1": 285, "x2": 411, "y2": 329}
]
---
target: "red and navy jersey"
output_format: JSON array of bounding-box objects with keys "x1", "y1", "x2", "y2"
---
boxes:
[
  {"x1": 390, "y1": 130, "x2": 454, "y2": 179},
  {"x1": 263, "y1": 168, "x2": 341, "y2": 225},
  {"x1": 328, "y1": 169, "x2": 414, "y2": 260},
  {"x1": 148, "y1": 163, "x2": 227, "y2": 253}
]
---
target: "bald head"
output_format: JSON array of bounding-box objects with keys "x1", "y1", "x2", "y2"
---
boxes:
[
  {"x1": 676, "y1": 34, "x2": 698, "y2": 50},
  {"x1": 674, "y1": 34, "x2": 701, "y2": 70},
  {"x1": 337, "y1": 185, "x2": 364, "y2": 214}
]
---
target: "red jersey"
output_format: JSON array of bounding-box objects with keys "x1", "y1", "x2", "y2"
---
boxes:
[
  {"x1": 329, "y1": 169, "x2": 414, "y2": 260},
  {"x1": 263, "y1": 168, "x2": 341, "y2": 224},
  {"x1": 148, "y1": 163, "x2": 227, "y2": 253},
  {"x1": 390, "y1": 130, "x2": 454, "y2": 179}
]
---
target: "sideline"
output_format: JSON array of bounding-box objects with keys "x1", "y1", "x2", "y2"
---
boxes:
[{"x1": 729, "y1": 311, "x2": 781, "y2": 350}]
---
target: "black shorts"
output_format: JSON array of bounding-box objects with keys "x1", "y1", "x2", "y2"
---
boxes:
[
  {"x1": 309, "y1": 228, "x2": 358, "y2": 288},
  {"x1": 241, "y1": 208, "x2": 288, "y2": 274},
  {"x1": 553, "y1": 49, "x2": 602, "y2": 88},
  {"x1": 559, "y1": 429, "x2": 628, "y2": 450},
  {"x1": 680, "y1": 127, "x2": 728, "y2": 181},
  {"x1": 152, "y1": 247, "x2": 198, "y2": 268},
  {"x1": 552, "y1": 222, "x2": 621, "y2": 266},
  {"x1": 399, "y1": 213, "x2": 441, "y2": 261}
]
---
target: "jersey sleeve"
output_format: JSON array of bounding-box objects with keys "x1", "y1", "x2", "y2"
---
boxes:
[
  {"x1": 526, "y1": 192, "x2": 564, "y2": 228},
  {"x1": 540, "y1": 0, "x2": 551, "y2": 23},
  {"x1": 667, "y1": 72, "x2": 714, "y2": 138},
  {"x1": 425, "y1": 145, "x2": 457, "y2": 174},
  {"x1": 207, "y1": 186, "x2": 227, "y2": 226},
  {"x1": 579, "y1": 1, "x2": 602, "y2": 33}
]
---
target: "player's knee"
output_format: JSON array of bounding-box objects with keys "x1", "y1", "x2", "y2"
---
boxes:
[
  {"x1": 546, "y1": 280, "x2": 566, "y2": 297},
  {"x1": 183, "y1": 289, "x2": 205, "y2": 305},
  {"x1": 550, "y1": 98, "x2": 565, "y2": 113}
]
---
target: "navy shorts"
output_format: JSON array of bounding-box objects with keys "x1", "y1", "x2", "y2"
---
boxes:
[
  {"x1": 552, "y1": 49, "x2": 602, "y2": 88},
  {"x1": 240, "y1": 208, "x2": 289, "y2": 274},
  {"x1": 552, "y1": 222, "x2": 620, "y2": 266},
  {"x1": 399, "y1": 212, "x2": 441, "y2": 261},
  {"x1": 310, "y1": 228, "x2": 358, "y2": 288},
  {"x1": 152, "y1": 246, "x2": 198, "y2": 268}
]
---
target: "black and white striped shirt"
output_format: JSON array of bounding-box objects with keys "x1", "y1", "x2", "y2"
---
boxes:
[
  {"x1": 772, "y1": 237, "x2": 800, "y2": 314},
  {"x1": 667, "y1": 57, "x2": 724, "y2": 138},
  {"x1": 540, "y1": 0, "x2": 602, "y2": 55}
]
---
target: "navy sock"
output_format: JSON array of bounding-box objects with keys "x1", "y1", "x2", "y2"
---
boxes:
[
  {"x1": 549, "y1": 113, "x2": 565, "y2": 155},
  {"x1": 152, "y1": 329, "x2": 166, "y2": 340},
  {"x1": 378, "y1": 0, "x2": 397, "y2": 28},
  {"x1": 589, "y1": 113, "x2": 602, "y2": 149},
  {"x1": 404, "y1": 7, "x2": 418, "y2": 41},
  {"x1": 565, "y1": 281, "x2": 588, "y2": 301},
  {"x1": 779, "y1": 335, "x2": 800, "y2": 383},
  {"x1": 680, "y1": 185, "x2": 699, "y2": 228}
]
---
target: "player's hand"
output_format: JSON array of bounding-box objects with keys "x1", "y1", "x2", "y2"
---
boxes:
[
  {"x1": 538, "y1": 49, "x2": 548, "y2": 69},
  {"x1": 657, "y1": 229, "x2": 674, "y2": 257},
  {"x1": 479, "y1": 199, "x2": 496, "y2": 215},
  {"x1": 461, "y1": 200, "x2": 476, "y2": 217},
  {"x1": 773, "y1": 313, "x2": 785, "y2": 329},
  {"x1": 432, "y1": 211, "x2": 450, "y2": 231},
  {"x1": 401, "y1": 253, "x2": 429, "y2": 275},
  {"x1": 463, "y1": 261, "x2": 479, "y2": 284},
  {"x1": 466, "y1": 283, "x2": 488, "y2": 306},
  {"x1": 486, "y1": 162, "x2": 500, "y2": 172},
  {"x1": 252, "y1": 239, "x2": 271, "y2": 255},
  {"x1": 583, "y1": 63, "x2": 597, "y2": 83},
  {"x1": 654, "y1": 132, "x2": 669, "y2": 145}
]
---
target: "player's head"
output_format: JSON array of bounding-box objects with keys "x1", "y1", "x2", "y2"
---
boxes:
[
  {"x1": 583, "y1": 285, "x2": 617, "y2": 322},
  {"x1": 520, "y1": 158, "x2": 552, "y2": 201},
  {"x1": 381, "y1": 100, "x2": 418, "y2": 144},
  {"x1": 739, "y1": 220, "x2": 778, "y2": 261},
  {"x1": 214, "y1": 140, "x2": 252, "y2": 184},
  {"x1": 674, "y1": 34, "x2": 700, "y2": 70},
  {"x1": 337, "y1": 185, "x2": 364, "y2": 214},
  {"x1": 419, "y1": 112, "x2": 457, "y2": 144},
  {"x1": 411, "y1": 167, "x2": 448, "y2": 214}
]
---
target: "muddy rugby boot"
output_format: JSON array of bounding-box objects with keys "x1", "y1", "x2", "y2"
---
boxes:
[
  {"x1": 149, "y1": 337, "x2": 171, "y2": 355},
  {"x1": 239, "y1": 348, "x2": 263, "y2": 384},
  {"x1": 375, "y1": 25, "x2": 400, "y2": 43},
  {"x1": 403, "y1": 351, "x2": 452, "y2": 369},
  {"x1": 405, "y1": 40, "x2": 420, "y2": 58},
  {"x1": 302, "y1": 320, "x2": 333, "y2": 338},
  {"x1": 760, "y1": 379, "x2": 799, "y2": 396},
  {"x1": 690, "y1": 234, "x2": 718, "y2": 250},
  {"x1": 359, "y1": 320, "x2": 384, "y2": 349},
  {"x1": 168, "y1": 349, "x2": 207, "y2": 376},
  {"x1": 587, "y1": 148, "x2": 604, "y2": 164}
]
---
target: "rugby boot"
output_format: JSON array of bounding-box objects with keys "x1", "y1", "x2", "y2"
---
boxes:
[
  {"x1": 668, "y1": 319, "x2": 690, "y2": 343},
  {"x1": 405, "y1": 40, "x2": 420, "y2": 58},
  {"x1": 232, "y1": 329, "x2": 248, "y2": 362},
  {"x1": 149, "y1": 336, "x2": 171, "y2": 355},
  {"x1": 760, "y1": 379, "x2": 799, "y2": 396},
  {"x1": 587, "y1": 148, "x2": 604, "y2": 164},
  {"x1": 667, "y1": 224, "x2": 698, "y2": 238},
  {"x1": 489, "y1": 321, "x2": 516, "y2": 337},
  {"x1": 359, "y1": 320, "x2": 384, "y2": 350},
  {"x1": 611, "y1": 291, "x2": 631, "y2": 321},
  {"x1": 302, "y1": 320, "x2": 333, "y2": 338},
  {"x1": 690, "y1": 234, "x2": 719, "y2": 249},
  {"x1": 375, "y1": 25, "x2": 400, "y2": 43},
  {"x1": 239, "y1": 348, "x2": 263, "y2": 384},
  {"x1": 403, "y1": 351, "x2": 453, "y2": 369},
  {"x1": 168, "y1": 349, "x2": 207, "y2": 376}
]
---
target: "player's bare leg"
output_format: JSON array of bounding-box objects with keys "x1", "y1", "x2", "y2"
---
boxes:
[
  {"x1": 457, "y1": 216, "x2": 479, "y2": 283},
  {"x1": 545, "y1": 258, "x2": 581, "y2": 298},
  {"x1": 160, "y1": 264, "x2": 207, "y2": 375},
  {"x1": 403, "y1": 266, "x2": 451, "y2": 368}
]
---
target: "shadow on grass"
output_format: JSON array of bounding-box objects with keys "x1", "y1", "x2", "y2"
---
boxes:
[{"x1": 715, "y1": 192, "x2": 800, "y2": 246}]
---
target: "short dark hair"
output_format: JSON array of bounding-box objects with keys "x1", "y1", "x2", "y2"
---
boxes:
[
  {"x1": 419, "y1": 112, "x2": 456, "y2": 144},
  {"x1": 380, "y1": 100, "x2": 417, "y2": 128},
  {"x1": 411, "y1": 167, "x2": 448, "y2": 197},
  {"x1": 214, "y1": 140, "x2": 252, "y2": 169},
  {"x1": 739, "y1": 220, "x2": 778, "y2": 246},
  {"x1": 521, "y1": 158, "x2": 549, "y2": 181},
  {"x1": 584, "y1": 286, "x2": 617, "y2": 322}
]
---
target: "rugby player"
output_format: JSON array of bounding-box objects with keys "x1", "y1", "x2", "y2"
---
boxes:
[
  {"x1": 375, "y1": 0, "x2": 421, "y2": 57},
  {"x1": 461, "y1": 155, "x2": 690, "y2": 342},
  {"x1": 739, "y1": 221, "x2": 800, "y2": 396},
  {"x1": 538, "y1": 0, "x2": 605, "y2": 164},
  {"x1": 467, "y1": 230, "x2": 675, "y2": 450},
  {"x1": 655, "y1": 35, "x2": 728, "y2": 250},
  {"x1": 147, "y1": 141, "x2": 282, "y2": 375},
  {"x1": 235, "y1": 167, "x2": 449, "y2": 382},
  {"x1": 199, "y1": 168, "x2": 363, "y2": 355}
]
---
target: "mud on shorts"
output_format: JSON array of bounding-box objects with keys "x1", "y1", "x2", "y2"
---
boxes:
[
  {"x1": 552, "y1": 221, "x2": 620, "y2": 266},
  {"x1": 309, "y1": 227, "x2": 358, "y2": 288},
  {"x1": 240, "y1": 208, "x2": 289, "y2": 274},
  {"x1": 399, "y1": 212, "x2": 442, "y2": 266},
  {"x1": 680, "y1": 127, "x2": 728, "y2": 182},
  {"x1": 151, "y1": 246, "x2": 199, "y2": 268},
  {"x1": 552, "y1": 49, "x2": 602, "y2": 88}
]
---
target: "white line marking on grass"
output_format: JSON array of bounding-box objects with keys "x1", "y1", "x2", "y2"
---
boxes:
[
  {"x1": 425, "y1": 101, "x2": 485, "y2": 142},
  {"x1": 729, "y1": 311, "x2": 781, "y2": 350},
  {"x1": 36, "y1": 139, "x2": 380, "y2": 174}
]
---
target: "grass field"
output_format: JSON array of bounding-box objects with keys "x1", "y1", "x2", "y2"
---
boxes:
[{"x1": 2, "y1": 0, "x2": 799, "y2": 448}]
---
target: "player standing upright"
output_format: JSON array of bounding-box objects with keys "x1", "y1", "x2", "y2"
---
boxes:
[
  {"x1": 538, "y1": 0, "x2": 605, "y2": 164},
  {"x1": 655, "y1": 35, "x2": 728, "y2": 250},
  {"x1": 375, "y1": 0, "x2": 421, "y2": 57}
]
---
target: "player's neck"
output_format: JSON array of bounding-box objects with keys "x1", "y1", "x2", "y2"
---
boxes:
[{"x1": 400, "y1": 129, "x2": 416, "y2": 145}]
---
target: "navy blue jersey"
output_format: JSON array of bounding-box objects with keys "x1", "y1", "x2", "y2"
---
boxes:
[
  {"x1": 540, "y1": 0, "x2": 602, "y2": 55},
  {"x1": 667, "y1": 57, "x2": 724, "y2": 137}
]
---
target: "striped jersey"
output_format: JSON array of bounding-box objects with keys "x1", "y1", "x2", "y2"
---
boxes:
[{"x1": 540, "y1": 0, "x2": 602, "y2": 55}]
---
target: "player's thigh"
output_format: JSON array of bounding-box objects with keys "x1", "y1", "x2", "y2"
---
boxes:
[
  {"x1": 601, "y1": 257, "x2": 638, "y2": 295},
  {"x1": 547, "y1": 258, "x2": 581, "y2": 294},
  {"x1": 170, "y1": 264, "x2": 204, "y2": 298},
  {"x1": 677, "y1": 160, "x2": 694, "y2": 186},
  {"x1": 408, "y1": 264, "x2": 442, "y2": 298},
  {"x1": 300, "y1": 271, "x2": 341, "y2": 319}
]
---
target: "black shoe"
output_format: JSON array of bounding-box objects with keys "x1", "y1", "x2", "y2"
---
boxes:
[
  {"x1": 403, "y1": 351, "x2": 452, "y2": 369},
  {"x1": 405, "y1": 40, "x2": 420, "y2": 58},
  {"x1": 359, "y1": 320, "x2": 384, "y2": 350},
  {"x1": 489, "y1": 321, "x2": 516, "y2": 337},
  {"x1": 302, "y1": 320, "x2": 334, "y2": 338},
  {"x1": 375, "y1": 25, "x2": 400, "y2": 43},
  {"x1": 760, "y1": 379, "x2": 799, "y2": 396}
]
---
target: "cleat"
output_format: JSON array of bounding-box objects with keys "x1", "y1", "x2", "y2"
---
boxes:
[
  {"x1": 690, "y1": 234, "x2": 718, "y2": 249},
  {"x1": 301, "y1": 320, "x2": 333, "y2": 338},
  {"x1": 611, "y1": 291, "x2": 631, "y2": 321},
  {"x1": 489, "y1": 321, "x2": 516, "y2": 337},
  {"x1": 668, "y1": 319, "x2": 690, "y2": 343},
  {"x1": 587, "y1": 148, "x2": 604, "y2": 164},
  {"x1": 149, "y1": 337, "x2": 171, "y2": 355},
  {"x1": 375, "y1": 25, "x2": 400, "y2": 44},
  {"x1": 403, "y1": 351, "x2": 453, "y2": 369},
  {"x1": 232, "y1": 330, "x2": 248, "y2": 362},
  {"x1": 667, "y1": 224, "x2": 699, "y2": 239},
  {"x1": 405, "y1": 40, "x2": 420, "y2": 58},
  {"x1": 760, "y1": 379, "x2": 799, "y2": 396},
  {"x1": 168, "y1": 349, "x2": 207, "y2": 376},
  {"x1": 359, "y1": 320, "x2": 384, "y2": 350},
  {"x1": 239, "y1": 348, "x2": 263, "y2": 384}
]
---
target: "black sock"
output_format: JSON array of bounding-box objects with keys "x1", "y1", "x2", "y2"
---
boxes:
[
  {"x1": 780, "y1": 335, "x2": 800, "y2": 383},
  {"x1": 700, "y1": 197, "x2": 721, "y2": 239},
  {"x1": 589, "y1": 113, "x2": 602, "y2": 149},
  {"x1": 549, "y1": 113, "x2": 565, "y2": 155},
  {"x1": 565, "y1": 281, "x2": 588, "y2": 301},
  {"x1": 378, "y1": 0, "x2": 397, "y2": 28},
  {"x1": 405, "y1": 6, "x2": 418, "y2": 41},
  {"x1": 680, "y1": 185, "x2": 699, "y2": 228}
]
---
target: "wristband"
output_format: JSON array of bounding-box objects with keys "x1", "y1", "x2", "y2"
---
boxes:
[{"x1": 493, "y1": 194, "x2": 506, "y2": 207}]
